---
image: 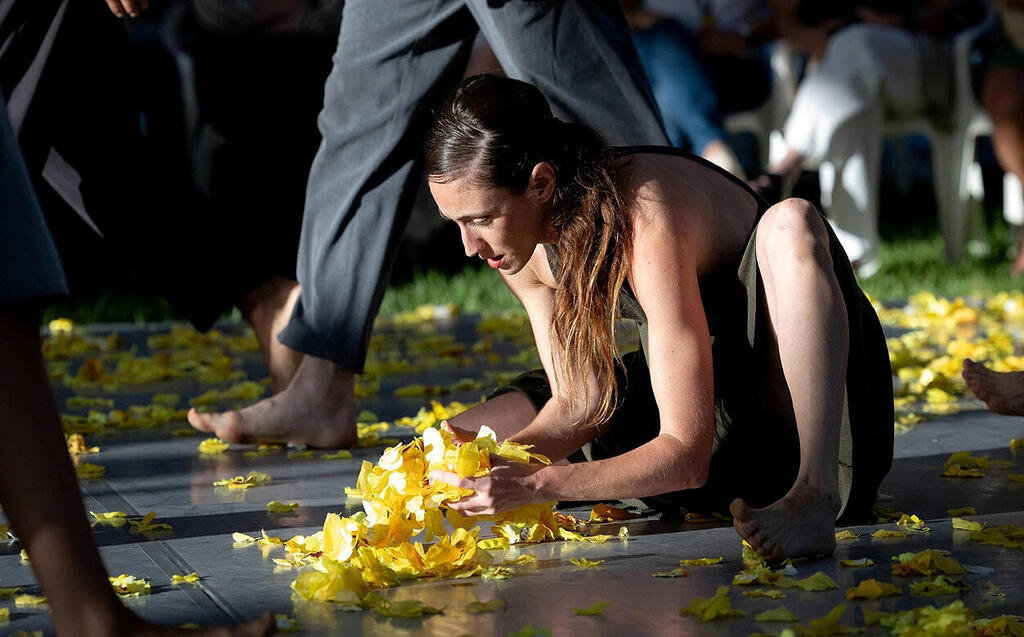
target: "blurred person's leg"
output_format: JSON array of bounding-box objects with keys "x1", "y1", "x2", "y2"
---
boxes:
[
  {"x1": 770, "y1": 24, "x2": 945, "y2": 271},
  {"x1": 981, "y1": 62, "x2": 1024, "y2": 273},
  {"x1": 190, "y1": 24, "x2": 340, "y2": 389},
  {"x1": 631, "y1": 19, "x2": 745, "y2": 176},
  {"x1": 1, "y1": 0, "x2": 302, "y2": 390},
  {"x1": 1, "y1": 92, "x2": 273, "y2": 637},
  {"x1": 191, "y1": 0, "x2": 667, "y2": 446}
]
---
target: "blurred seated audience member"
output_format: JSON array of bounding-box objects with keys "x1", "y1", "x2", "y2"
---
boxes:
[
  {"x1": 972, "y1": 0, "x2": 1024, "y2": 273},
  {"x1": 620, "y1": 0, "x2": 775, "y2": 179},
  {"x1": 0, "y1": 0, "x2": 327, "y2": 392},
  {"x1": 755, "y1": 0, "x2": 983, "y2": 276}
]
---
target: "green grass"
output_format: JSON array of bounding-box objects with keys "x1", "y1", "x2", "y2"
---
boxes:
[
  {"x1": 862, "y1": 219, "x2": 1020, "y2": 300},
  {"x1": 378, "y1": 266, "x2": 520, "y2": 316},
  {"x1": 41, "y1": 217, "x2": 1024, "y2": 325}
]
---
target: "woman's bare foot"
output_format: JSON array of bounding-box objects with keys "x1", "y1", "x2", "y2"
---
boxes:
[
  {"x1": 239, "y1": 276, "x2": 304, "y2": 393},
  {"x1": 962, "y1": 358, "x2": 1024, "y2": 416},
  {"x1": 730, "y1": 483, "x2": 838, "y2": 561},
  {"x1": 187, "y1": 355, "x2": 357, "y2": 448}
]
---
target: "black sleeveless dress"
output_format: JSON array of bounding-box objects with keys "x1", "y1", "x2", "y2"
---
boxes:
[{"x1": 489, "y1": 146, "x2": 894, "y2": 524}]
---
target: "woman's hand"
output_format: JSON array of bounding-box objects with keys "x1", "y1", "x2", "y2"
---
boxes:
[
  {"x1": 429, "y1": 457, "x2": 545, "y2": 516},
  {"x1": 439, "y1": 420, "x2": 475, "y2": 444}
]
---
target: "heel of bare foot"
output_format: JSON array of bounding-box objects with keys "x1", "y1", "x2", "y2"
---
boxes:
[
  {"x1": 730, "y1": 484, "x2": 838, "y2": 561},
  {"x1": 187, "y1": 355, "x2": 357, "y2": 448},
  {"x1": 239, "y1": 276, "x2": 304, "y2": 393},
  {"x1": 962, "y1": 358, "x2": 1024, "y2": 416}
]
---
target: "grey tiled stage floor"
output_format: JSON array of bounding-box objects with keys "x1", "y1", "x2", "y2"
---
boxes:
[{"x1": 1, "y1": 321, "x2": 1022, "y2": 635}]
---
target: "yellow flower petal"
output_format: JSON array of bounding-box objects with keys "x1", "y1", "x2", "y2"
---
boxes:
[
  {"x1": 574, "y1": 601, "x2": 609, "y2": 616},
  {"x1": 754, "y1": 606, "x2": 797, "y2": 622},
  {"x1": 569, "y1": 557, "x2": 604, "y2": 569},
  {"x1": 198, "y1": 438, "x2": 229, "y2": 454},
  {"x1": 795, "y1": 572, "x2": 838, "y2": 592},
  {"x1": 466, "y1": 598, "x2": 505, "y2": 614},
  {"x1": 846, "y1": 579, "x2": 901, "y2": 599},
  {"x1": 266, "y1": 501, "x2": 299, "y2": 513}
]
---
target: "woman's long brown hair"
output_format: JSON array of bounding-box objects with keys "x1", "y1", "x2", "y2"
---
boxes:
[{"x1": 425, "y1": 74, "x2": 633, "y2": 428}]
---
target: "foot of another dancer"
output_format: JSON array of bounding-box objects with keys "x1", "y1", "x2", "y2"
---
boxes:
[
  {"x1": 963, "y1": 358, "x2": 1024, "y2": 417},
  {"x1": 730, "y1": 477, "x2": 839, "y2": 561},
  {"x1": 187, "y1": 354, "x2": 357, "y2": 448},
  {"x1": 239, "y1": 276, "x2": 304, "y2": 393}
]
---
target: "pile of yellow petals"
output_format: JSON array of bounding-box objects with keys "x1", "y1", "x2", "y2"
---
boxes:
[
  {"x1": 265, "y1": 426, "x2": 624, "y2": 607},
  {"x1": 896, "y1": 514, "x2": 931, "y2": 533},
  {"x1": 891, "y1": 550, "x2": 966, "y2": 577},
  {"x1": 109, "y1": 574, "x2": 150, "y2": 597},
  {"x1": 679, "y1": 585, "x2": 745, "y2": 621},
  {"x1": 214, "y1": 472, "x2": 271, "y2": 490}
]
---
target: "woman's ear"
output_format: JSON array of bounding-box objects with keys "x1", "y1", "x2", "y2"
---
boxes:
[{"x1": 527, "y1": 162, "x2": 556, "y2": 205}]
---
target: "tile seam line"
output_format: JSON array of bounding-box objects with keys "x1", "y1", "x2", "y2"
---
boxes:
[{"x1": 83, "y1": 479, "x2": 245, "y2": 624}]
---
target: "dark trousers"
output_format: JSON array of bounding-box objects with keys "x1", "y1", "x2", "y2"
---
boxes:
[
  {"x1": 279, "y1": 0, "x2": 669, "y2": 373},
  {"x1": 0, "y1": 0, "x2": 269, "y2": 329}
]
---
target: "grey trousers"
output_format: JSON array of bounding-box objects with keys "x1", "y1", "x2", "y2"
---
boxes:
[
  {"x1": 0, "y1": 92, "x2": 67, "y2": 303},
  {"x1": 278, "y1": 0, "x2": 669, "y2": 373}
]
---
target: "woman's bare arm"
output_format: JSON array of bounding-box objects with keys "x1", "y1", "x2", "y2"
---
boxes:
[
  {"x1": 441, "y1": 204, "x2": 718, "y2": 513},
  {"x1": 494, "y1": 246, "x2": 603, "y2": 462},
  {"x1": 532, "y1": 206, "x2": 716, "y2": 501}
]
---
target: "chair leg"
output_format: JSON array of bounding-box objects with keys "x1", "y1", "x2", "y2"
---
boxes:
[
  {"x1": 1004, "y1": 172, "x2": 1024, "y2": 226},
  {"x1": 933, "y1": 132, "x2": 968, "y2": 263}
]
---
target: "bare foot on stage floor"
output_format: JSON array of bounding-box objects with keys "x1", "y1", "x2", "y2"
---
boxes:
[
  {"x1": 188, "y1": 354, "x2": 357, "y2": 447},
  {"x1": 963, "y1": 358, "x2": 1024, "y2": 416},
  {"x1": 240, "y1": 275, "x2": 304, "y2": 393},
  {"x1": 730, "y1": 482, "x2": 838, "y2": 561}
]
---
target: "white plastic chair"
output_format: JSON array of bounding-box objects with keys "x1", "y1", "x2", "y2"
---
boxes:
[{"x1": 724, "y1": 41, "x2": 800, "y2": 170}]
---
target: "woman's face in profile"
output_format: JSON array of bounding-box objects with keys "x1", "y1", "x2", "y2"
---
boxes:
[{"x1": 429, "y1": 175, "x2": 550, "y2": 276}]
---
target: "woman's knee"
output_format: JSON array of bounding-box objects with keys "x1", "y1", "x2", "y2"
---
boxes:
[{"x1": 757, "y1": 198, "x2": 831, "y2": 265}]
